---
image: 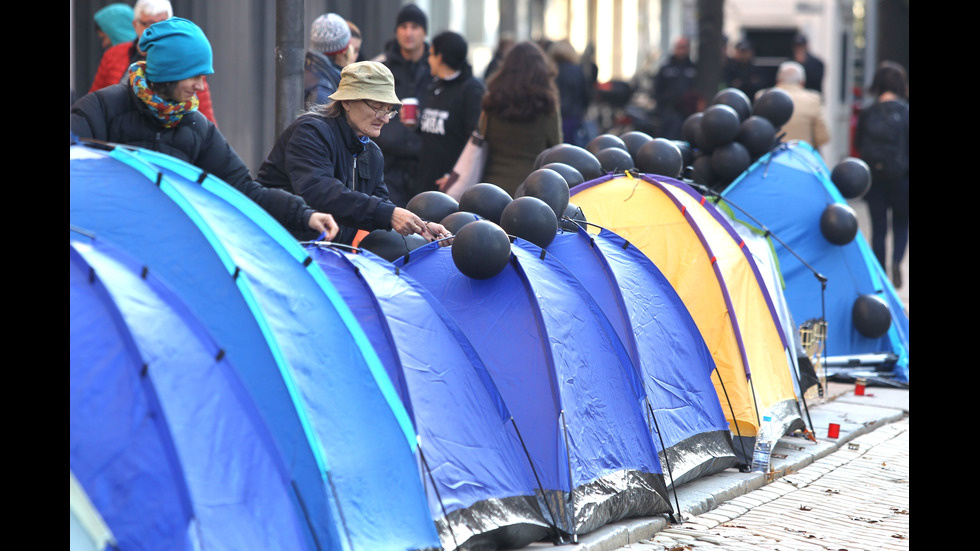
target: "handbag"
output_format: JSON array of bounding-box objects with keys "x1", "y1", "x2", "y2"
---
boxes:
[{"x1": 442, "y1": 112, "x2": 488, "y2": 200}]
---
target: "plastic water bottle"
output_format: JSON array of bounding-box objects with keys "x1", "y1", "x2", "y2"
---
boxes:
[{"x1": 751, "y1": 415, "x2": 774, "y2": 473}]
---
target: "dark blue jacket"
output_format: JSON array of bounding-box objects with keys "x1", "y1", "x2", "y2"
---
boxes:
[
  {"x1": 304, "y1": 50, "x2": 343, "y2": 107},
  {"x1": 257, "y1": 112, "x2": 396, "y2": 244}
]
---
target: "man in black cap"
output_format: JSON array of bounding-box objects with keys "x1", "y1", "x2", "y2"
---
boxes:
[
  {"x1": 374, "y1": 4, "x2": 433, "y2": 207},
  {"x1": 792, "y1": 33, "x2": 824, "y2": 95}
]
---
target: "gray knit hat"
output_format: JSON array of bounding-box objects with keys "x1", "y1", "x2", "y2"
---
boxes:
[{"x1": 310, "y1": 13, "x2": 351, "y2": 56}]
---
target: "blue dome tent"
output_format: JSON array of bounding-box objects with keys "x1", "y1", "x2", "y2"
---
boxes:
[
  {"x1": 545, "y1": 227, "x2": 736, "y2": 487},
  {"x1": 721, "y1": 143, "x2": 909, "y2": 382},
  {"x1": 70, "y1": 237, "x2": 312, "y2": 550},
  {"x1": 70, "y1": 141, "x2": 440, "y2": 550},
  {"x1": 309, "y1": 245, "x2": 554, "y2": 550},
  {"x1": 397, "y1": 241, "x2": 672, "y2": 539}
]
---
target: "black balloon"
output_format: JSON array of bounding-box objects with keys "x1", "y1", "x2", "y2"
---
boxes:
[
  {"x1": 682, "y1": 112, "x2": 704, "y2": 145},
  {"x1": 711, "y1": 141, "x2": 752, "y2": 184},
  {"x1": 541, "y1": 162, "x2": 585, "y2": 189},
  {"x1": 458, "y1": 183, "x2": 513, "y2": 224},
  {"x1": 595, "y1": 146, "x2": 635, "y2": 173},
  {"x1": 406, "y1": 190, "x2": 459, "y2": 222},
  {"x1": 441, "y1": 211, "x2": 484, "y2": 234},
  {"x1": 819, "y1": 203, "x2": 859, "y2": 245},
  {"x1": 451, "y1": 220, "x2": 512, "y2": 279},
  {"x1": 520, "y1": 168, "x2": 570, "y2": 220},
  {"x1": 636, "y1": 138, "x2": 683, "y2": 178},
  {"x1": 532, "y1": 146, "x2": 554, "y2": 170},
  {"x1": 700, "y1": 104, "x2": 741, "y2": 149},
  {"x1": 620, "y1": 131, "x2": 654, "y2": 159},
  {"x1": 736, "y1": 116, "x2": 777, "y2": 158},
  {"x1": 538, "y1": 144, "x2": 603, "y2": 181},
  {"x1": 359, "y1": 230, "x2": 428, "y2": 262},
  {"x1": 674, "y1": 140, "x2": 694, "y2": 168},
  {"x1": 712, "y1": 87, "x2": 752, "y2": 122},
  {"x1": 500, "y1": 196, "x2": 558, "y2": 249},
  {"x1": 561, "y1": 202, "x2": 587, "y2": 231},
  {"x1": 754, "y1": 88, "x2": 794, "y2": 129},
  {"x1": 587, "y1": 133, "x2": 627, "y2": 155},
  {"x1": 831, "y1": 158, "x2": 872, "y2": 199},
  {"x1": 852, "y1": 294, "x2": 891, "y2": 338},
  {"x1": 691, "y1": 155, "x2": 718, "y2": 188}
]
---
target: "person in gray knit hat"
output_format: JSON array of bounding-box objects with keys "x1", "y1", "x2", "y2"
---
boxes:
[{"x1": 304, "y1": 13, "x2": 353, "y2": 106}]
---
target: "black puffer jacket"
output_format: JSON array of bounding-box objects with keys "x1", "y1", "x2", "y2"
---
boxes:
[
  {"x1": 70, "y1": 84, "x2": 313, "y2": 234},
  {"x1": 256, "y1": 112, "x2": 396, "y2": 245}
]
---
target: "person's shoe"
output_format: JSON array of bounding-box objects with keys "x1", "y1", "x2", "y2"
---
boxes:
[{"x1": 891, "y1": 265, "x2": 903, "y2": 288}]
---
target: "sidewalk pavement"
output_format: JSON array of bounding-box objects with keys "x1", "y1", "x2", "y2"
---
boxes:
[{"x1": 528, "y1": 384, "x2": 909, "y2": 551}]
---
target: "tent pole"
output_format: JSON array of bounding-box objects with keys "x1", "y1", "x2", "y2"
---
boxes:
[
  {"x1": 290, "y1": 480, "x2": 325, "y2": 551},
  {"x1": 510, "y1": 418, "x2": 565, "y2": 544},
  {"x1": 325, "y1": 472, "x2": 355, "y2": 550},
  {"x1": 418, "y1": 444, "x2": 460, "y2": 551},
  {"x1": 646, "y1": 399, "x2": 682, "y2": 523},
  {"x1": 714, "y1": 367, "x2": 752, "y2": 469},
  {"x1": 560, "y1": 410, "x2": 578, "y2": 543}
]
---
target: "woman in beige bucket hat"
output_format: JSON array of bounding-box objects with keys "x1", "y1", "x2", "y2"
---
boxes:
[{"x1": 257, "y1": 61, "x2": 452, "y2": 245}]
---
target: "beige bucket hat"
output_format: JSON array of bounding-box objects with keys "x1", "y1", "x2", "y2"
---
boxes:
[{"x1": 328, "y1": 61, "x2": 402, "y2": 106}]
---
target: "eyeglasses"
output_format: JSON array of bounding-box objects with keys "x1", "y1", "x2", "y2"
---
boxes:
[{"x1": 362, "y1": 100, "x2": 399, "y2": 120}]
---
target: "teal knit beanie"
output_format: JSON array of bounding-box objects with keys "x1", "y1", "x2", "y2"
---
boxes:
[
  {"x1": 94, "y1": 3, "x2": 137, "y2": 46},
  {"x1": 139, "y1": 17, "x2": 214, "y2": 82}
]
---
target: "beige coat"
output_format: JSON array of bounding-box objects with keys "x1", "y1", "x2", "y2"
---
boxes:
[{"x1": 775, "y1": 83, "x2": 829, "y2": 148}]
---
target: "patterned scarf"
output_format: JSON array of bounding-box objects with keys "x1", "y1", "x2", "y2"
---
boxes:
[{"x1": 129, "y1": 62, "x2": 199, "y2": 128}]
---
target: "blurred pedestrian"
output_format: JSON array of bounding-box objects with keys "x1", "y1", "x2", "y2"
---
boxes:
[
  {"x1": 418, "y1": 31, "x2": 485, "y2": 193},
  {"x1": 652, "y1": 37, "x2": 697, "y2": 140},
  {"x1": 304, "y1": 13, "x2": 352, "y2": 106},
  {"x1": 87, "y1": 0, "x2": 216, "y2": 123},
  {"x1": 480, "y1": 41, "x2": 562, "y2": 196},
  {"x1": 855, "y1": 61, "x2": 909, "y2": 287},
  {"x1": 374, "y1": 3, "x2": 433, "y2": 207},
  {"x1": 792, "y1": 34, "x2": 825, "y2": 94},
  {"x1": 771, "y1": 61, "x2": 829, "y2": 148},
  {"x1": 724, "y1": 39, "x2": 767, "y2": 100},
  {"x1": 549, "y1": 40, "x2": 590, "y2": 146},
  {"x1": 93, "y1": 3, "x2": 136, "y2": 49}
]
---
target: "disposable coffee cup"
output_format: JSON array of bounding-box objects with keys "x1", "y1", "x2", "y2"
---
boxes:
[{"x1": 401, "y1": 98, "x2": 419, "y2": 125}]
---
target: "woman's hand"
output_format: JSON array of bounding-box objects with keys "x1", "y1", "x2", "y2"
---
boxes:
[
  {"x1": 308, "y1": 212, "x2": 340, "y2": 241},
  {"x1": 420, "y1": 221, "x2": 453, "y2": 246}
]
